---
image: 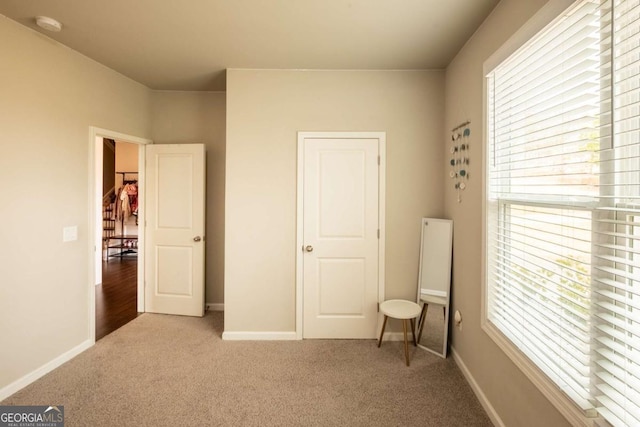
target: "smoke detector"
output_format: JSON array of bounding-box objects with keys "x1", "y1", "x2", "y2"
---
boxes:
[{"x1": 35, "y1": 16, "x2": 62, "y2": 32}]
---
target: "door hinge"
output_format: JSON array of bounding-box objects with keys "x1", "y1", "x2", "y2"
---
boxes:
[
  {"x1": 377, "y1": 229, "x2": 380, "y2": 239},
  {"x1": 377, "y1": 302, "x2": 380, "y2": 312},
  {"x1": 377, "y1": 155, "x2": 380, "y2": 165}
]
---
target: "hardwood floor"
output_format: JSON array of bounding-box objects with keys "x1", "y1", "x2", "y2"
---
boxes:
[{"x1": 96, "y1": 258, "x2": 139, "y2": 340}]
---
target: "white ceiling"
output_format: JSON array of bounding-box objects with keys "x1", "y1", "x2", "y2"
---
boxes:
[{"x1": 0, "y1": 0, "x2": 499, "y2": 91}]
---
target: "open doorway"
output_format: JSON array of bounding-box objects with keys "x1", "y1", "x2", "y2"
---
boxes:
[
  {"x1": 96, "y1": 139, "x2": 140, "y2": 340},
  {"x1": 89, "y1": 127, "x2": 151, "y2": 344}
]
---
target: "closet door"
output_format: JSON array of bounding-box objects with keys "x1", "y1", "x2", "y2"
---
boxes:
[{"x1": 145, "y1": 144, "x2": 206, "y2": 316}]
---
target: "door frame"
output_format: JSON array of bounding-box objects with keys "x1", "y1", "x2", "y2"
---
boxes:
[
  {"x1": 295, "y1": 131, "x2": 386, "y2": 340},
  {"x1": 88, "y1": 126, "x2": 152, "y2": 344}
]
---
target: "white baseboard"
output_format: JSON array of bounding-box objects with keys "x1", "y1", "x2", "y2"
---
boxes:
[
  {"x1": 222, "y1": 331, "x2": 297, "y2": 341},
  {"x1": 0, "y1": 339, "x2": 92, "y2": 401},
  {"x1": 451, "y1": 347, "x2": 504, "y2": 427},
  {"x1": 206, "y1": 303, "x2": 224, "y2": 311}
]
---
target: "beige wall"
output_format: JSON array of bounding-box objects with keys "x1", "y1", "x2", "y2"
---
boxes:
[
  {"x1": 445, "y1": 1, "x2": 570, "y2": 426},
  {"x1": 225, "y1": 69, "x2": 445, "y2": 332},
  {"x1": 114, "y1": 141, "x2": 139, "y2": 190},
  {"x1": 115, "y1": 141, "x2": 139, "y2": 172},
  {"x1": 0, "y1": 16, "x2": 150, "y2": 391},
  {"x1": 150, "y1": 91, "x2": 226, "y2": 305}
]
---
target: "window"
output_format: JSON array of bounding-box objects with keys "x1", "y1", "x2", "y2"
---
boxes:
[{"x1": 485, "y1": 0, "x2": 639, "y2": 426}]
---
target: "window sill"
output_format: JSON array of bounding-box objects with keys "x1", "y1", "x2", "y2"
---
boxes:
[{"x1": 481, "y1": 319, "x2": 598, "y2": 427}]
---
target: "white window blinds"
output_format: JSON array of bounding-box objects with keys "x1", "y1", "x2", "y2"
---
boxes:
[
  {"x1": 593, "y1": 1, "x2": 640, "y2": 425},
  {"x1": 485, "y1": 0, "x2": 640, "y2": 424}
]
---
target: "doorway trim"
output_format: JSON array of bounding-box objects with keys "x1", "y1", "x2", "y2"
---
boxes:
[
  {"x1": 88, "y1": 126, "x2": 152, "y2": 344},
  {"x1": 295, "y1": 131, "x2": 386, "y2": 340}
]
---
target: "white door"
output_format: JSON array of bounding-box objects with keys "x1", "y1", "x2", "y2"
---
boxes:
[
  {"x1": 145, "y1": 144, "x2": 206, "y2": 317},
  {"x1": 301, "y1": 134, "x2": 382, "y2": 338}
]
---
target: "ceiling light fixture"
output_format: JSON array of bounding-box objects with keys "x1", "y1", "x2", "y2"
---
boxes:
[{"x1": 35, "y1": 16, "x2": 62, "y2": 32}]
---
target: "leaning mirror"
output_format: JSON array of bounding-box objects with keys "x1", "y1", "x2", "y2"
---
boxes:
[{"x1": 415, "y1": 218, "x2": 453, "y2": 358}]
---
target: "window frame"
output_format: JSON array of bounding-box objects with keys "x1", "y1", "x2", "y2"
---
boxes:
[{"x1": 480, "y1": 0, "x2": 601, "y2": 425}]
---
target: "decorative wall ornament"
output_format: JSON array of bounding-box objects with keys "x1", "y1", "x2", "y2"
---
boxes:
[{"x1": 450, "y1": 121, "x2": 470, "y2": 203}]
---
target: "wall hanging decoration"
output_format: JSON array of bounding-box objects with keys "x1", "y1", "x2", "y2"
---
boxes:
[{"x1": 450, "y1": 121, "x2": 470, "y2": 203}]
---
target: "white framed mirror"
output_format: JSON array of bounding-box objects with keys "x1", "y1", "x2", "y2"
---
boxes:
[{"x1": 415, "y1": 218, "x2": 453, "y2": 358}]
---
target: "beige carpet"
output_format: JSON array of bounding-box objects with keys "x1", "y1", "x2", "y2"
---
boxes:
[{"x1": 2, "y1": 312, "x2": 492, "y2": 426}]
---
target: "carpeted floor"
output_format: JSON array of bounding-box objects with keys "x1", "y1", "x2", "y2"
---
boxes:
[{"x1": 2, "y1": 312, "x2": 492, "y2": 426}]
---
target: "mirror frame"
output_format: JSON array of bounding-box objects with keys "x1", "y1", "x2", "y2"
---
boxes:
[{"x1": 415, "y1": 217, "x2": 453, "y2": 358}]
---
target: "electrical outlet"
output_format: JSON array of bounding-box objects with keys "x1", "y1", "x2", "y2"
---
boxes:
[{"x1": 454, "y1": 310, "x2": 463, "y2": 331}]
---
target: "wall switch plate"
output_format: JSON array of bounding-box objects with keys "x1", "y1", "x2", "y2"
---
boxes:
[{"x1": 63, "y1": 226, "x2": 78, "y2": 242}]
